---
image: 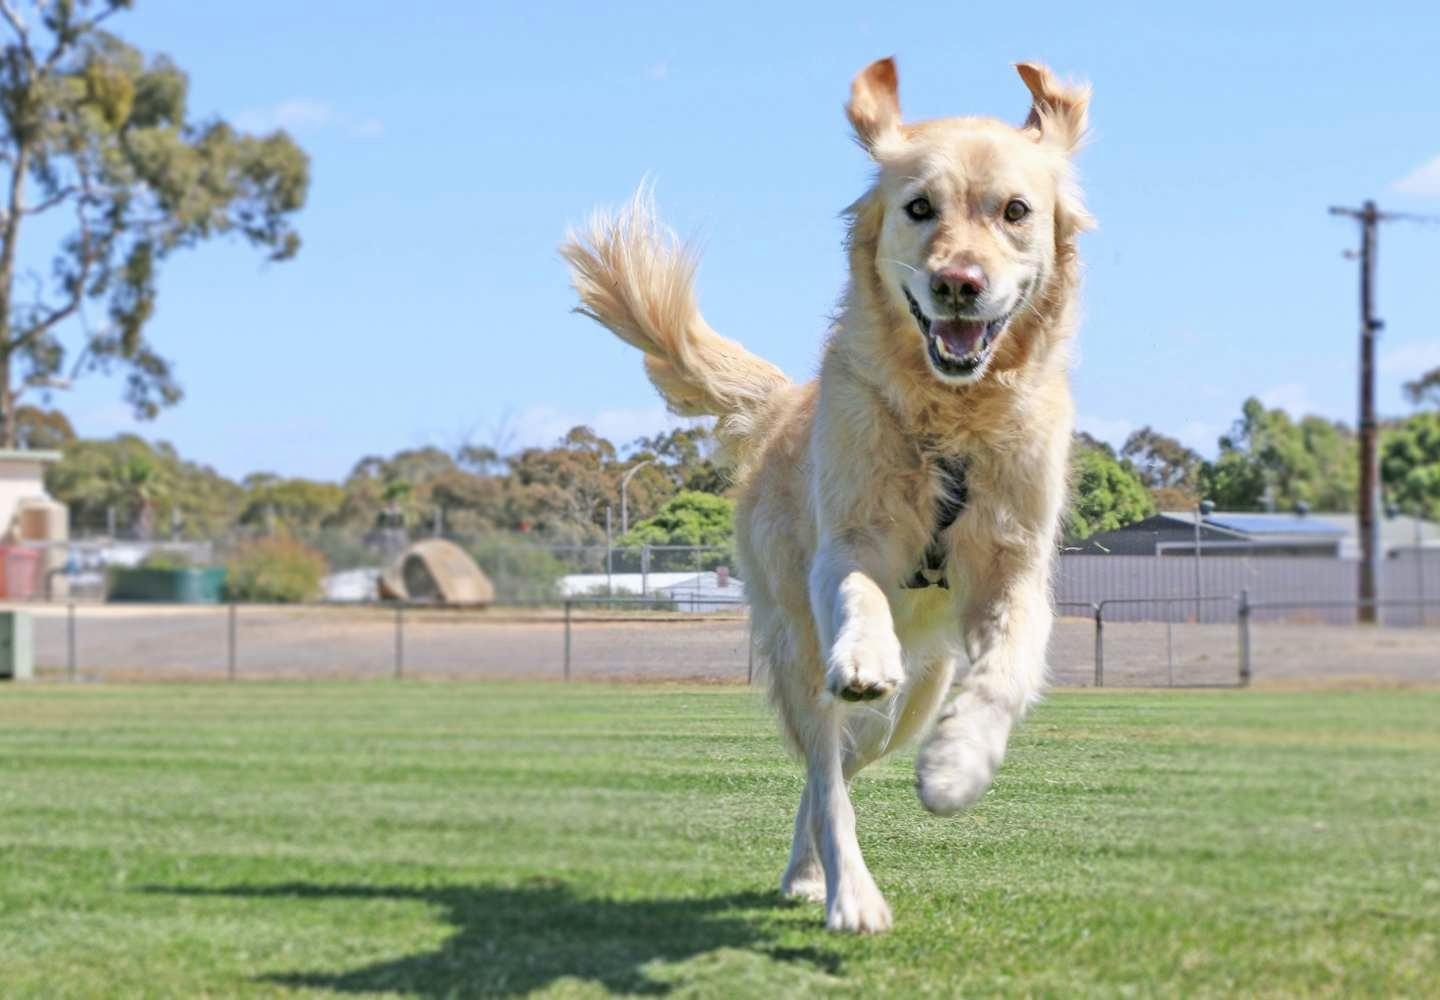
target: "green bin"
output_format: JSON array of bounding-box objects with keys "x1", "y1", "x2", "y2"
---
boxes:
[{"x1": 108, "y1": 567, "x2": 227, "y2": 603}]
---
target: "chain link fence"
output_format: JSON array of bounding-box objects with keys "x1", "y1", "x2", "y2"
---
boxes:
[
  {"x1": 16, "y1": 588, "x2": 1437, "y2": 688},
  {"x1": 18, "y1": 512, "x2": 1440, "y2": 687}
]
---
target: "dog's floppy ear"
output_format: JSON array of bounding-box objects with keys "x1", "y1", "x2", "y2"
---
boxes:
[
  {"x1": 1016, "y1": 62, "x2": 1089, "y2": 152},
  {"x1": 847, "y1": 57, "x2": 903, "y2": 156}
]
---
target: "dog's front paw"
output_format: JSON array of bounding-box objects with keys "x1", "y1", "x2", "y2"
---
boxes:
[
  {"x1": 826, "y1": 873, "x2": 892, "y2": 933},
  {"x1": 825, "y1": 623, "x2": 904, "y2": 703},
  {"x1": 915, "y1": 693, "x2": 1013, "y2": 816}
]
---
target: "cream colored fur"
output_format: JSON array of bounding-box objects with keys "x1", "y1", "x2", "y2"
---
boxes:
[{"x1": 562, "y1": 58, "x2": 1092, "y2": 934}]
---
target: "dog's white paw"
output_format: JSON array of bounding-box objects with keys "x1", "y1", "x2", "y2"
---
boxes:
[
  {"x1": 915, "y1": 694, "x2": 1013, "y2": 816},
  {"x1": 780, "y1": 860, "x2": 827, "y2": 904},
  {"x1": 825, "y1": 623, "x2": 904, "y2": 703},
  {"x1": 825, "y1": 873, "x2": 893, "y2": 934}
]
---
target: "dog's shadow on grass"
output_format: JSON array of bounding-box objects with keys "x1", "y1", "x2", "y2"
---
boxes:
[{"x1": 147, "y1": 878, "x2": 841, "y2": 997}]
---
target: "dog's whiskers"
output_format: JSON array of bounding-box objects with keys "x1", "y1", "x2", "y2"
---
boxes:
[{"x1": 880, "y1": 257, "x2": 920, "y2": 275}]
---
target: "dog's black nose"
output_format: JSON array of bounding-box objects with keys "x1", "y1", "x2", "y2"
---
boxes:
[{"x1": 930, "y1": 265, "x2": 988, "y2": 303}]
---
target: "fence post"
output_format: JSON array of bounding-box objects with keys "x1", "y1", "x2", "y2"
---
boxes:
[
  {"x1": 604, "y1": 507, "x2": 613, "y2": 594},
  {"x1": 394, "y1": 605, "x2": 404, "y2": 679},
  {"x1": 227, "y1": 603, "x2": 237, "y2": 681},
  {"x1": 66, "y1": 601, "x2": 76, "y2": 682},
  {"x1": 1165, "y1": 610, "x2": 1174, "y2": 688},
  {"x1": 1237, "y1": 589, "x2": 1252, "y2": 687},
  {"x1": 563, "y1": 600, "x2": 572, "y2": 681},
  {"x1": 1093, "y1": 602, "x2": 1104, "y2": 688},
  {"x1": 641, "y1": 544, "x2": 649, "y2": 597}
]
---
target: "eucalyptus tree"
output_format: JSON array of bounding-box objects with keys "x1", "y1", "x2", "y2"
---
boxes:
[{"x1": 0, "y1": 0, "x2": 308, "y2": 444}]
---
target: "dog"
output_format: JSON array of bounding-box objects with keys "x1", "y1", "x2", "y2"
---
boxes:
[{"x1": 562, "y1": 58, "x2": 1091, "y2": 933}]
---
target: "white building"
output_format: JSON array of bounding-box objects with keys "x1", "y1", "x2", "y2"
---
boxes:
[
  {"x1": 0, "y1": 449, "x2": 67, "y2": 599},
  {"x1": 0, "y1": 449, "x2": 62, "y2": 537},
  {"x1": 560, "y1": 569, "x2": 746, "y2": 611}
]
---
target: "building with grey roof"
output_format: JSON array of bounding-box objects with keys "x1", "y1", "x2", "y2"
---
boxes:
[{"x1": 1071, "y1": 509, "x2": 1439, "y2": 559}]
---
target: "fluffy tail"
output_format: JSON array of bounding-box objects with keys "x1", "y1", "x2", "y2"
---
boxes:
[{"x1": 561, "y1": 189, "x2": 791, "y2": 464}]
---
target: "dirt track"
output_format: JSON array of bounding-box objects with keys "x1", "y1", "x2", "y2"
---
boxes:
[{"x1": 12, "y1": 604, "x2": 1437, "y2": 686}]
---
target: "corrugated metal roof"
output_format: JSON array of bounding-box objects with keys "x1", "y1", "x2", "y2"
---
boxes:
[
  {"x1": 1124, "y1": 510, "x2": 1439, "y2": 555},
  {"x1": 1205, "y1": 514, "x2": 1346, "y2": 537}
]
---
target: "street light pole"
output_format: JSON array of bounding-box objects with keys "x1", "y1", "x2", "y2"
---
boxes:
[
  {"x1": 605, "y1": 505, "x2": 613, "y2": 594},
  {"x1": 620, "y1": 458, "x2": 654, "y2": 535}
]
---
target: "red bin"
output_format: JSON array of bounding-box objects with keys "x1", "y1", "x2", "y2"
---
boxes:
[{"x1": 0, "y1": 546, "x2": 42, "y2": 600}]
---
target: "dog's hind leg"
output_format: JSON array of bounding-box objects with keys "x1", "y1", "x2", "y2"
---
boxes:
[
  {"x1": 808, "y1": 709, "x2": 892, "y2": 933},
  {"x1": 781, "y1": 701, "x2": 900, "y2": 905},
  {"x1": 779, "y1": 778, "x2": 825, "y2": 902}
]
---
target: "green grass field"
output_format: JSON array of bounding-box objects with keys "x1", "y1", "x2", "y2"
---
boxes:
[{"x1": 1, "y1": 682, "x2": 1437, "y2": 998}]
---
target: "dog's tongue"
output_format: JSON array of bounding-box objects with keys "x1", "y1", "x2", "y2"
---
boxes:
[{"x1": 931, "y1": 318, "x2": 988, "y2": 358}]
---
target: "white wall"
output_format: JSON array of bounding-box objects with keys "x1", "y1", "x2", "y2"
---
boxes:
[{"x1": 0, "y1": 458, "x2": 52, "y2": 538}]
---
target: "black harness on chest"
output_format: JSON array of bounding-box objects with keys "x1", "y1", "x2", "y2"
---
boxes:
[{"x1": 901, "y1": 454, "x2": 970, "y2": 590}]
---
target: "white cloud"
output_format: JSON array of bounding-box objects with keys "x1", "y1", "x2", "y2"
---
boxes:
[
  {"x1": 1259, "y1": 382, "x2": 1316, "y2": 416},
  {"x1": 645, "y1": 60, "x2": 670, "y2": 82},
  {"x1": 1176, "y1": 419, "x2": 1225, "y2": 456},
  {"x1": 348, "y1": 117, "x2": 384, "y2": 139},
  {"x1": 233, "y1": 99, "x2": 383, "y2": 140},
  {"x1": 1392, "y1": 153, "x2": 1440, "y2": 197},
  {"x1": 1075, "y1": 414, "x2": 1132, "y2": 449},
  {"x1": 68, "y1": 402, "x2": 139, "y2": 438},
  {"x1": 1379, "y1": 339, "x2": 1440, "y2": 378}
]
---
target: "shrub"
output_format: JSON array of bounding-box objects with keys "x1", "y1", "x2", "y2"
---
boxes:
[
  {"x1": 616, "y1": 491, "x2": 736, "y2": 571},
  {"x1": 463, "y1": 535, "x2": 564, "y2": 602},
  {"x1": 223, "y1": 537, "x2": 328, "y2": 603},
  {"x1": 139, "y1": 548, "x2": 198, "y2": 570}
]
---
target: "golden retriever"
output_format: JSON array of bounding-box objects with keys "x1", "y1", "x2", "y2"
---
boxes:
[{"x1": 562, "y1": 58, "x2": 1091, "y2": 933}]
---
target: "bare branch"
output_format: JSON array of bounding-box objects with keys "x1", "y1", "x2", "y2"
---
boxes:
[
  {"x1": 0, "y1": 1, "x2": 30, "y2": 54},
  {"x1": 67, "y1": 324, "x2": 102, "y2": 380},
  {"x1": 7, "y1": 284, "x2": 83, "y2": 351},
  {"x1": 13, "y1": 370, "x2": 71, "y2": 401},
  {"x1": 5, "y1": 168, "x2": 97, "y2": 353},
  {"x1": 86, "y1": 4, "x2": 126, "y2": 34},
  {"x1": 41, "y1": 2, "x2": 128, "y2": 72},
  {"x1": 21, "y1": 185, "x2": 76, "y2": 216}
]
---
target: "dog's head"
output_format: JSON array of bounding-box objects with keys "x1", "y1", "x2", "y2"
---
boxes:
[{"x1": 846, "y1": 59, "x2": 1093, "y2": 385}]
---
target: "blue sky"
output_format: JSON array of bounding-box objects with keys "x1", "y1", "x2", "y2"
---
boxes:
[{"x1": 36, "y1": 1, "x2": 1440, "y2": 480}]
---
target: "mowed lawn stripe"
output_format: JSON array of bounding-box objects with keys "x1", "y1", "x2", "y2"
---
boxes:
[{"x1": 1, "y1": 682, "x2": 1436, "y2": 997}]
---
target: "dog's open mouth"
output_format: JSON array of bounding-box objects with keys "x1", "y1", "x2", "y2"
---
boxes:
[{"x1": 903, "y1": 288, "x2": 1007, "y2": 379}]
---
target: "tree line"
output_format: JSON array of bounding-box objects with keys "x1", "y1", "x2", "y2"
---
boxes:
[
  {"x1": 1069, "y1": 397, "x2": 1440, "y2": 537},
  {"x1": 27, "y1": 390, "x2": 1440, "y2": 576},
  {"x1": 31, "y1": 409, "x2": 732, "y2": 556}
]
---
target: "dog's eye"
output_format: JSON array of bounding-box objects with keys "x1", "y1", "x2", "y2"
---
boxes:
[
  {"x1": 904, "y1": 197, "x2": 934, "y2": 222},
  {"x1": 1003, "y1": 199, "x2": 1030, "y2": 223}
]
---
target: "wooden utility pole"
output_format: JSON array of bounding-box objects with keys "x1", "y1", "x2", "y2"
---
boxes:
[
  {"x1": 1330, "y1": 201, "x2": 1382, "y2": 623},
  {"x1": 1329, "y1": 201, "x2": 1440, "y2": 623}
]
